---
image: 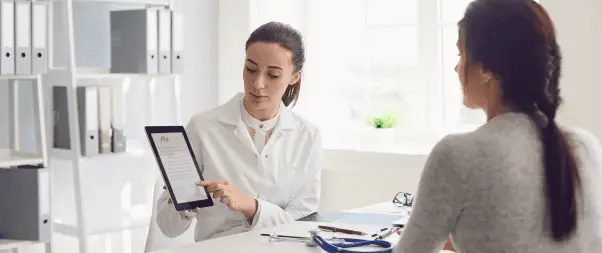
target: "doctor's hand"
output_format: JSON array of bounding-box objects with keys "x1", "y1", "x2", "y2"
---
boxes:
[{"x1": 199, "y1": 180, "x2": 258, "y2": 218}]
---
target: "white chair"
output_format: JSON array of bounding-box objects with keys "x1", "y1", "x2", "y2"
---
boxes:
[{"x1": 144, "y1": 178, "x2": 197, "y2": 253}]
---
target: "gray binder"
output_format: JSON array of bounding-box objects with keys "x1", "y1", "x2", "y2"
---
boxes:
[
  {"x1": 110, "y1": 8, "x2": 159, "y2": 74},
  {"x1": 170, "y1": 11, "x2": 183, "y2": 74},
  {"x1": 158, "y1": 8, "x2": 171, "y2": 74},
  {"x1": 15, "y1": 0, "x2": 31, "y2": 75},
  {"x1": 0, "y1": 0, "x2": 15, "y2": 75},
  {"x1": 111, "y1": 85, "x2": 126, "y2": 152},
  {"x1": 52, "y1": 86, "x2": 100, "y2": 156},
  {"x1": 31, "y1": 1, "x2": 47, "y2": 74},
  {"x1": 98, "y1": 86, "x2": 112, "y2": 154},
  {"x1": 0, "y1": 167, "x2": 51, "y2": 242}
]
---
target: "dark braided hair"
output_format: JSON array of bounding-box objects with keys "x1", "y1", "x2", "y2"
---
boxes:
[{"x1": 459, "y1": 0, "x2": 581, "y2": 241}]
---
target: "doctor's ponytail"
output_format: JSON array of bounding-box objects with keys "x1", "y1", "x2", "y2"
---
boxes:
[{"x1": 246, "y1": 21, "x2": 305, "y2": 108}]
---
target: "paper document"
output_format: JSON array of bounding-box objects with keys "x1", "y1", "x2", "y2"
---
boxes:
[{"x1": 151, "y1": 132, "x2": 208, "y2": 203}]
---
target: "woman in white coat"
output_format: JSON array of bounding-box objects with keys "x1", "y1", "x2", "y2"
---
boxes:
[{"x1": 156, "y1": 21, "x2": 322, "y2": 242}]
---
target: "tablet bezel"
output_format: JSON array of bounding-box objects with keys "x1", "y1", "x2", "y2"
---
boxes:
[{"x1": 145, "y1": 125, "x2": 214, "y2": 211}]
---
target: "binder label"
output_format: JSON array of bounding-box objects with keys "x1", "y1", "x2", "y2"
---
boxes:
[
  {"x1": 16, "y1": 3, "x2": 30, "y2": 47},
  {"x1": 159, "y1": 10, "x2": 171, "y2": 51},
  {"x1": 147, "y1": 10, "x2": 157, "y2": 51},
  {"x1": 2, "y1": 2, "x2": 14, "y2": 47},
  {"x1": 33, "y1": 4, "x2": 47, "y2": 48},
  {"x1": 173, "y1": 13, "x2": 184, "y2": 51}
]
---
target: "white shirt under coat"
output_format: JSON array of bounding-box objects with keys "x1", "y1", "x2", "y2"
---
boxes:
[{"x1": 155, "y1": 93, "x2": 323, "y2": 242}]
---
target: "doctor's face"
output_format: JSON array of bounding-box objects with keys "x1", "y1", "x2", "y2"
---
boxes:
[{"x1": 243, "y1": 42, "x2": 300, "y2": 111}]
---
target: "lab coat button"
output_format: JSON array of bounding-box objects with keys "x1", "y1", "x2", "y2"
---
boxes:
[{"x1": 264, "y1": 154, "x2": 268, "y2": 158}]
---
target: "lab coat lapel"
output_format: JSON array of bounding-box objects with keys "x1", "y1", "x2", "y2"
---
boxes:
[{"x1": 218, "y1": 93, "x2": 258, "y2": 155}]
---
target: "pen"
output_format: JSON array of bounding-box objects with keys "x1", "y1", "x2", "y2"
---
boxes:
[
  {"x1": 318, "y1": 225, "x2": 366, "y2": 235},
  {"x1": 260, "y1": 233, "x2": 308, "y2": 240},
  {"x1": 371, "y1": 228, "x2": 389, "y2": 237},
  {"x1": 376, "y1": 227, "x2": 401, "y2": 240}
]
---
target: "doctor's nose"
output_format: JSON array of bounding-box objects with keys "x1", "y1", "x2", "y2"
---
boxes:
[{"x1": 253, "y1": 75, "x2": 266, "y2": 89}]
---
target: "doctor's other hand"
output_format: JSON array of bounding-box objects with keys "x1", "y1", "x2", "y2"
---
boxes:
[
  {"x1": 199, "y1": 180, "x2": 258, "y2": 218},
  {"x1": 179, "y1": 208, "x2": 201, "y2": 220}
]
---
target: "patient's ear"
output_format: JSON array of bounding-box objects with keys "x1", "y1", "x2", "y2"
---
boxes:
[{"x1": 479, "y1": 68, "x2": 494, "y2": 84}]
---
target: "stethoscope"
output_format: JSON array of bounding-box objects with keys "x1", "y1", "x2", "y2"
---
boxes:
[{"x1": 268, "y1": 229, "x2": 393, "y2": 253}]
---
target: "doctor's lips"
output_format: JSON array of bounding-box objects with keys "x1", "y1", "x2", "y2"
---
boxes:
[{"x1": 249, "y1": 93, "x2": 268, "y2": 99}]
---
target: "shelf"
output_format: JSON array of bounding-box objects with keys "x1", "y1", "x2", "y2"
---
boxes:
[
  {"x1": 0, "y1": 74, "x2": 40, "y2": 80},
  {"x1": 0, "y1": 150, "x2": 44, "y2": 168},
  {"x1": 71, "y1": 0, "x2": 170, "y2": 5},
  {"x1": 0, "y1": 240, "x2": 37, "y2": 250},
  {"x1": 50, "y1": 151, "x2": 157, "y2": 236},
  {"x1": 76, "y1": 73, "x2": 175, "y2": 79},
  {"x1": 50, "y1": 147, "x2": 148, "y2": 161}
]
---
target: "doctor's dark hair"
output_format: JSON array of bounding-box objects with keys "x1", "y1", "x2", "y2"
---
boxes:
[
  {"x1": 246, "y1": 21, "x2": 305, "y2": 108},
  {"x1": 459, "y1": 0, "x2": 581, "y2": 241}
]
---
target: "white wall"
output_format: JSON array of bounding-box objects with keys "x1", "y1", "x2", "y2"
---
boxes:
[
  {"x1": 541, "y1": 0, "x2": 602, "y2": 140},
  {"x1": 173, "y1": 0, "x2": 219, "y2": 122}
]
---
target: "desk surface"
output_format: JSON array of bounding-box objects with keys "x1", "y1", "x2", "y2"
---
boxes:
[
  {"x1": 150, "y1": 202, "x2": 455, "y2": 253},
  {"x1": 151, "y1": 221, "x2": 400, "y2": 253}
]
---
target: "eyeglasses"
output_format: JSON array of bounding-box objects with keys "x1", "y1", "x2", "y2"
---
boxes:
[{"x1": 392, "y1": 192, "x2": 414, "y2": 207}]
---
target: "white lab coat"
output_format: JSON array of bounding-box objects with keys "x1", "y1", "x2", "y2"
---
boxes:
[{"x1": 156, "y1": 93, "x2": 322, "y2": 242}]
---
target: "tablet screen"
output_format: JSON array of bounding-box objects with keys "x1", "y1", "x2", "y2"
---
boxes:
[{"x1": 151, "y1": 132, "x2": 208, "y2": 204}]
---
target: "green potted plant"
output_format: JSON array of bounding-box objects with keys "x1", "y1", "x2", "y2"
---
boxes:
[{"x1": 367, "y1": 112, "x2": 400, "y2": 129}]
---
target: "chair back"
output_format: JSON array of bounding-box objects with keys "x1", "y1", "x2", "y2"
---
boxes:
[{"x1": 144, "y1": 178, "x2": 196, "y2": 252}]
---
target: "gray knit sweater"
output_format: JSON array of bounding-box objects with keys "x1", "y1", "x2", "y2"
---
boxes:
[{"x1": 394, "y1": 112, "x2": 602, "y2": 253}]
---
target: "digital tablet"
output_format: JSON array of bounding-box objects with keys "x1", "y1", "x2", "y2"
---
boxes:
[{"x1": 145, "y1": 126, "x2": 214, "y2": 211}]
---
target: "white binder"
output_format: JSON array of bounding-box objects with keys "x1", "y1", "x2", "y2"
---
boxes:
[
  {"x1": 79, "y1": 86, "x2": 99, "y2": 157},
  {"x1": 15, "y1": 0, "x2": 31, "y2": 75},
  {"x1": 0, "y1": 0, "x2": 15, "y2": 75},
  {"x1": 170, "y1": 11, "x2": 183, "y2": 74},
  {"x1": 158, "y1": 8, "x2": 171, "y2": 74},
  {"x1": 97, "y1": 86, "x2": 112, "y2": 154},
  {"x1": 31, "y1": 1, "x2": 47, "y2": 74},
  {"x1": 111, "y1": 85, "x2": 126, "y2": 152}
]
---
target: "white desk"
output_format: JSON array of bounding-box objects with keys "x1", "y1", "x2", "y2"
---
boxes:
[
  {"x1": 151, "y1": 221, "x2": 400, "y2": 253},
  {"x1": 150, "y1": 202, "x2": 451, "y2": 253}
]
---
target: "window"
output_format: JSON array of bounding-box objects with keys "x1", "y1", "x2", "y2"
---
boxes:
[{"x1": 294, "y1": 0, "x2": 487, "y2": 153}]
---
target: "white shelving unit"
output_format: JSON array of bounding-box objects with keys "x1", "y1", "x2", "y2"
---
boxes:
[
  {"x1": 44, "y1": 0, "x2": 181, "y2": 253},
  {"x1": 0, "y1": 78, "x2": 49, "y2": 251}
]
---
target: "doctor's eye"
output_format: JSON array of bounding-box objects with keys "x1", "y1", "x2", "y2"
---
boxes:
[
  {"x1": 245, "y1": 67, "x2": 258, "y2": 73},
  {"x1": 268, "y1": 74, "x2": 280, "y2": 79}
]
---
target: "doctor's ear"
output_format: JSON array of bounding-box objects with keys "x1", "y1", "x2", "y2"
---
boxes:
[{"x1": 290, "y1": 71, "x2": 302, "y2": 86}]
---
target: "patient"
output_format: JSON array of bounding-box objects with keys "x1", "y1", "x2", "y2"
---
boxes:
[{"x1": 394, "y1": 0, "x2": 602, "y2": 252}]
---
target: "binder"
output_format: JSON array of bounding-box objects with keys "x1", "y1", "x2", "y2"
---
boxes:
[
  {"x1": 110, "y1": 8, "x2": 159, "y2": 74},
  {"x1": 158, "y1": 8, "x2": 171, "y2": 74},
  {"x1": 52, "y1": 86, "x2": 100, "y2": 156},
  {"x1": 98, "y1": 86, "x2": 112, "y2": 154},
  {"x1": 0, "y1": 168, "x2": 51, "y2": 241},
  {"x1": 78, "y1": 86, "x2": 100, "y2": 156},
  {"x1": 0, "y1": 0, "x2": 15, "y2": 75},
  {"x1": 15, "y1": 0, "x2": 31, "y2": 75},
  {"x1": 170, "y1": 11, "x2": 183, "y2": 74},
  {"x1": 31, "y1": 1, "x2": 47, "y2": 74},
  {"x1": 111, "y1": 85, "x2": 126, "y2": 152}
]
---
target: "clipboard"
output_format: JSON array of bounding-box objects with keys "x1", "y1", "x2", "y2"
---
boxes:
[{"x1": 145, "y1": 126, "x2": 214, "y2": 211}]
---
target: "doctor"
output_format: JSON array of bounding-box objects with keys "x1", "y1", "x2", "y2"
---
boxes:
[{"x1": 156, "y1": 21, "x2": 322, "y2": 242}]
